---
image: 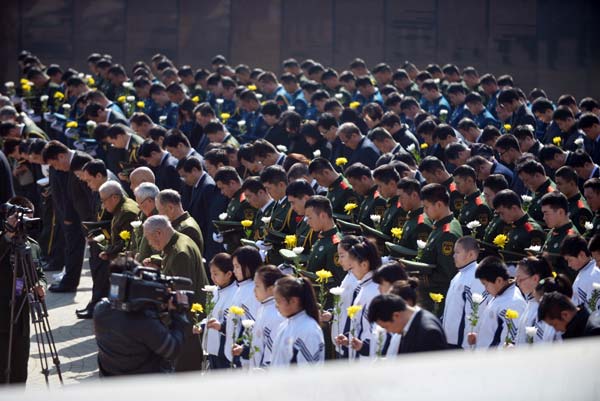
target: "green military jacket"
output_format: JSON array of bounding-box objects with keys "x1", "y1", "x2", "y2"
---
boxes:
[
  {"x1": 398, "y1": 207, "x2": 433, "y2": 250},
  {"x1": 327, "y1": 175, "x2": 360, "y2": 216},
  {"x1": 172, "y1": 212, "x2": 204, "y2": 256},
  {"x1": 380, "y1": 196, "x2": 408, "y2": 235},
  {"x1": 458, "y1": 191, "x2": 492, "y2": 238},
  {"x1": 357, "y1": 186, "x2": 387, "y2": 227},
  {"x1": 221, "y1": 188, "x2": 256, "y2": 252},
  {"x1": 161, "y1": 232, "x2": 208, "y2": 305},
  {"x1": 295, "y1": 216, "x2": 316, "y2": 256},
  {"x1": 483, "y1": 214, "x2": 510, "y2": 244},
  {"x1": 420, "y1": 214, "x2": 463, "y2": 292},
  {"x1": 133, "y1": 210, "x2": 157, "y2": 263},
  {"x1": 567, "y1": 193, "x2": 593, "y2": 233},
  {"x1": 543, "y1": 222, "x2": 578, "y2": 281},
  {"x1": 252, "y1": 200, "x2": 275, "y2": 240},
  {"x1": 586, "y1": 211, "x2": 600, "y2": 240},
  {"x1": 107, "y1": 197, "x2": 140, "y2": 258},
  {"x1": 503, "y1": 214, "x2": 545, "y2": 262},
  {"x1": 306, "y1": 226, "x2": 344, "y2": 286},
  {"x1": 442, "y1": 177, "x2": 464, "y2": 217},
  {"x1": 528, "y1": 179, "x2": 556, "y2": 228}
]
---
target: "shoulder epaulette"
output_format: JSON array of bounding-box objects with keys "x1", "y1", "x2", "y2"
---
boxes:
[
  {"x1": 397, "y1": 199, "x2": 402, "y2": 209},
  {"x1": 340, "y1": 180, "x2": 349, "y2": 190},
  {"x1": 475, "y1": 197, "x2": 483, "y2": 206},
  {"x1": 442, "y1": 223, "x2": 450, "y2": 233},
  {"x1": 449, "y1": 182, "x2": 457, "y2": 192},
  {"x1": 240, "y1": 192, "x2": 246, "y2": 202},
  {"x1": 567, "y1": 228, "x2": 576, "y2": 235},
  {"x1": 577, "y1": 200, "x2": 584, "y2": 209},
  {"x1": 374, "y1": 190, "x2": 380, "y2": 198},
  {"x1": 524, "y1": 222, "x2": 533, "y2": 232},
  {"x1": 332, "y1": 234, "x2": 341, "y2": 245},
  {"x1": 417, "y1": 214, "x2": 425, "y2": 224},
  {"x1": 547, "y1": 186, "x2": 554, "y2": 193}
]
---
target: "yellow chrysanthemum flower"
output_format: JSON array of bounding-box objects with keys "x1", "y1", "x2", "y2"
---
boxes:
[
  {"x1": 136, "y1": 101, "x2": 145, "y2": 108},
  {"x1": 349, "y1": 101, "x2": 361, "y2": 110},
  {"x1": 229, "y1": 305, "x2": 245, "y2": 316},
  {"x1": 315, "y1": 269, "x2": 333, "y2": 284},
  {"x1": 53, "y1": 92, "x2": 65, "y2": 100},
  {"x1": 87, "y1": 77, "x2": 95, "y2": 86},
  {"x1": 420, "y1": 143, "x2": 428, "y2": 150},
  {"x1": 493, "y1": 234, "x2": 508, "y2": 249},
  {"x1": 190, "y1": 303, "x2": 204, "y2": 313},
  {"x1": 347, "y1": 304, "x2": 363, "y2": 319},
  {"x1": 505, "y1": 309, "x2": 519, "y2": 320},
  {"x1": 284, "y1": 235, "x2": 297, "y2": 249},
  {"x1": 20, "y1": 78, "x2": 29, "y2": 85},
  {"x1": 552, "y1": 136, "x2": 562, "y2": 146},
  {"x1": 191, "y1": 95, "x2": 200, "y2": 103},
  {"x1": 119, "y1": 230, "x2": 131, "y2": 241},
  {"x1": 21, "y1": 84, "x2": 31, "y2": 92},
  {"x1": 344, "y1": 203, "x2": 358, "y2": 214},
  {"x1": 391, "y1": 227, "x2": 403, "y2": 240},
  {"x1": 247, "y1": 84, "x2": 257, "y2": 91},
  {"x1": 221, "y1": 112, "x2": 231, "y2": 121},
  {"x1": 65, "y1": 121, "x2": 78, "y2": 128},
  {"x1": 241, "y1": 220, "x2": 253, "y2": 228},
  {"x1": 503, "y1": 124, "x2": 512, "y2": 132},
  {"x1": 117, "y1": 95, "x2": 126, "y2": 103},
  {"x1": 429, "y1": 293, "x2": 444, "y2": 303},
  {"x1": 335, "y1": 157, "x2": 348, "y2": 166}
]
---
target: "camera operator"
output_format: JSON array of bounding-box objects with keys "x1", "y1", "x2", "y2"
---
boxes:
[
  {"x1": 0, "y1": 196, "x2": 45, "y2": 384},
  {"x1": 93, "y1": 258, "x2": 192, "y2": 376}
]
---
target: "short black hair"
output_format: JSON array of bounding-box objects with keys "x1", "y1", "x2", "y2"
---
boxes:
[
  {"x1": 538, "y1": 292, "x2": 576, "y2": 321},
  {"x1": 419, "y1": 156, "x2": 446, "y2": 174},
  {"x1": 568, "y1": 149, "x2": 593, "y2": 168},
  {"x1": 475, "y1": 256, "x2": 509, "y2": 282},
  {"x1": 42, "y1": 140, "x2": 69, "y2": 162},
  {"x1": 286, "y1": 179, "x2": 315, "y2": 198},
  {"x1": 396, "y1": 178, "x2": 421, "y2": 196},
  {"x1": 137, "y1": 139, "x2": 162, "y2": 158},
  {"x1": 373, "y1": 165, "x2": 400, "y2": 184},
  {"x1": 516, "y1": 159, "x2": 546, "y2": 177},
  {"x1": 372, "y1": 261, "x2": 409, "y2": 284},
  {"x1": 367, "y1": 294, "x2": 407, "y2": 323},
  {"x1": 540, "y1": 191, "x2": 569, "y2": 213},
  {"x1": 304, "y1": 195, "x2": 333, "y2": 218},
  {"x1": 308, "y1": 157, "x2": 335, "y2": 175},
  {"x1": 260, "y1": 165, "x2": 288, "y2": 185},
  {"x1": 495, "y1": 134, "x2": 520, "y2": 152},
  {"x1": 214, "y1": 166, "x2": 241, "y2": 185},
  {"x1": 181, "y1": 156, "x2": 203, "y2": 173},
  {"x1": 344, "y1": 163, "x2": 372, "y2": 180},
  {"x1": 453, "y1": 165, "x2": 477, "y2": 181},
  {"x1": 560, "y1": 234, "x2": 591, "y2": 258},
  {"x1": 421, "y1": 183, "x2": 449, "y2": 205},
  {"x1": 241, "y1": 177, "x2": 266, "y2": 195},
  {"x1": 579, "y1": 112, "x2": 600, "y2": 129},
  {"x1": 82, "y1": 159, "x2": 108, "y2": 177},
  {"x1": 483, "y1": 174, "x2": 509, "y2": 193}
]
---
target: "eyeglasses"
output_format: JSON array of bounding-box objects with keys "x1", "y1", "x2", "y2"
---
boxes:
[{"x1": 100, "y1": 194, "x2": 115, "y2": 203}]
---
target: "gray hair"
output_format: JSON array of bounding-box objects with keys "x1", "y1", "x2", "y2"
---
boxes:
[
  {"x1": 134, "y1": 182, "x2": 159, "y2": 202},
  {"x1": 156, "y1": 189, "x2": 181, "y2": 206},
  {"x1": 129, "y1": 166, "x2": 155, "y2": 185},
  {"x1": 99, "y1": 180, "x2": 124, "y2": 198},
  {"x1": 143, "y1": 214, "x2": 173, "y2": 234},
  {"x1": 0, "y1": 105, "x2": 18, "y2": 119}
]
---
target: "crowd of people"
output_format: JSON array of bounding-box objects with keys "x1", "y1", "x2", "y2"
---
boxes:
[{"x1": 1, "y1": 50, "x2": 600, "y2": 382}]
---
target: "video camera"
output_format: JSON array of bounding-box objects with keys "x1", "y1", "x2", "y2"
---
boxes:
[
  {"x1": 109, "y1": 266, "x2": 194, "y2": 312},
  {"x1": 0, "y1": 202, "x2": 41, "y2": 234}
]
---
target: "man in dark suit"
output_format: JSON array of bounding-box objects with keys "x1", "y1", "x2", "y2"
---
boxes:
[
  {"x1": 179, "y1": 157, "x2": 227, "y2": 262},
  {"x1": 42, "y1": 141, "x2": 95, "y2": 292},
  {"x1": 137, "y1": 139, "x2": 182, "y2": 192},
  {"x1": 368, "y1": 293, "x2": 448, "y2": 354},
  {"x1": 539, "y1": 292, "x2": 600, "y2": 339},
  {"x1": 337, "y1": 122, "x2": 381, "y2": 170}
]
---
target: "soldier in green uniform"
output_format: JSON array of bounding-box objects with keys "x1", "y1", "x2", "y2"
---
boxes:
[
  {"x1": 418, "y1": 184, "x2": 463, "y2": 313},
  {"x1": 241, "y1": 177, "x2": 275, "y2": 242},
  {"x1": 304, "y1": 196, "x2": 344, "y2": 286},
  {"x1": 540, "y1": 192, "x2": 579, "y2": 281},
  {"x1": 482, "y1": 174, "x2": 512, "y2": 244},
  {"x1": 554, "y1": 166, "x2": 593, "y2": 233},
  {"x1": 583, "y1": 178, "x2": 600, "y2": 239},
  {"x1": 142, "y1": 215, "x2": 208, "y2": 372},
  {"x1": 373, "y1": 165, "x2": 408, "y2": 234},
  {"x1": 260, "y1": 166, "x2": 298, "y2": 264},
  {"x1": 492, "y1": 190, "x2": 546, "y2": 264},
  {"x1": 308, "y1": 157, "x2": 359, "y2": 216},
  {"x1": 516, "y1": 159, "x2": 556, "y2": 228},
  {"x1": 131, "y1": 182, "x2": 158, "y2": 263},
  {"x1": 393, "y1": 178, "x2": 433, "y2": 252},
  {"x1": 345, "y1": 163, "x2": 387, "y2": 227},
  {"x1": 214, "y1": 167, "x2": 257, "y2": 252},
  {"x1": 419, "y1": 156, "x2": 464, "y2": 217},
  {"x1": 155, "y1": 188, "x2": 205, "y2": 252},
  {"x1": 98, "y1": 181, "x2": 140, "y2": 260},
  {"x1": 286, "y1": 180, "x2": 317, "y2": 257},
  {"x1": 454, "y1": 166, "x2": 492, "y2": 237}
]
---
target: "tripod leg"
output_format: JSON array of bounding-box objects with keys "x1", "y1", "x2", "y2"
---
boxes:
[{"x1": 4, "y1": 258, "x2": 18, "y2": 384}]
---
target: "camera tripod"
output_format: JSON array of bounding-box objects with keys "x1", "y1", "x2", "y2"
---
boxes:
[{"x1": 5, "y1": 227, "x2": 63, "y2": 385}]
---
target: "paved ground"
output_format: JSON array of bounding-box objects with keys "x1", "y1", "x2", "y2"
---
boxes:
[{"x1": 26, "y1": 256, "x2": 99, "y2": 389}]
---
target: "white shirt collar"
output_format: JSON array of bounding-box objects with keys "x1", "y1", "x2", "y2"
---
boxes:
[
  {"x1": 194, "y1": 172, "x2": 206, "y2": 188},
  {"x1": 402, "y1": 307, "x2": 421, "y2": 336},
  {"x1": 261, "y1": 199, "x2": 274, "y2": 212},
  {"x1": 125, "y1": 133, "x2": 132, "y2": 149},
  {"x1": 459, "y1": 260, "x2": 478, "y2": 272}
]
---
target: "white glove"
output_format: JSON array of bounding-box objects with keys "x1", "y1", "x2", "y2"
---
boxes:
[
  {"x1": 381, "y1": 256, "x2": 391, "y2": 265},
  {"x1": 64, "y1": 127, "x2": 79, "y2": 139},
  {"x1": 255, "y1": 240, "x2": 272, "y2": 251},
  {"x1": 43, "y1": 112, "x2": 56, "y2": 122},
  {"x1": 212, "y1": 232, "x2": 224, "y2": 243}
]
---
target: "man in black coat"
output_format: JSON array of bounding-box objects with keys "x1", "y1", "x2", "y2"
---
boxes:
[
  {"x1": 178, "y1": 156, "x2": 227, "y2": 262},
  {"x1": 539, "y1": 292, "x2": 600, "y2": 339},
  {"x1": 368, "y1": 293, "x2": 448, "y2": 354},
  {"x1": 42, "y1": 141, "x2": 95, "y2": 292},
  {"x1": 137, "y1": 140, "x2": 182, "y2": 192}
]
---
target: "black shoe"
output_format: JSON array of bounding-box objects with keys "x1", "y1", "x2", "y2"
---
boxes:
[
  {"x1": 48, "y1": 283, "x2": 77, "y2": 293},
  {"x1": 76, "y1": 308, "x2": 94, "y2": 319},
  {"x1": 76, "y1": 304, "x2": 92, "y2": 314}
]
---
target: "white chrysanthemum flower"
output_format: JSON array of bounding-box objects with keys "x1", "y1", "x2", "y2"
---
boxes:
[
  {"x1": 439, "y1": 109, "x2": 448, "y2": 116},
  {"x1": 159, "y1": 116, "x2": 167, "y2": 124},
  {"x1": 122, "y1": 81, "x2": 133, "y2": 89},
  {"x1": 593, "y1": 282, "x2": 600, "y2": 291},
  {"x1": 287, "y1": 105, "x2": 295, "y2": 112},
  {"x1": 92, "y1": 234, "x2": 106, "y2": 243},
  {"x1": 130, "y1": 221, "x2": 142, "y2": 228},
  {"x1": 471, "y1": 293, "x2": 484, "y2": 304},
  {"x1": 525, "y1": 245, "x2": 541, "y2": 253},
  {"x1": 329, "y1": 286, "x2": 345, "y2": 296},
  {"x1": 313, "y1": 149, "x2": 321, "y2": 158},
  {"x1": 370, "y1": 214, "x2": 381, "y2": 224},
  {"x1": 62, "y1": 103, "x2": 71, "y2": 110},
  {"x1": 466, "y1": 220, "x2": 482, "y2": 229},
  {"x1": 293, "y1": 247, "x2": 304, "y2": 255},
  {"x1": 407, "y1": 143, "x2": 416, "y2": 153},
  {"x1": 126, "y1": 95, "x2": 135, "y2": 102},
  {"x1": 202, "y1": 285, "x2": 219, "y2": 292},
  {"x1": 256, "y1": 93, "x2": 263, "y2": 100},
  {"x1": 525, "y1": 326, "x2": 537, "y2": 338},
  {"x1": 40, "y1": 95, "x2": 49, "y2": 102},
  {"x1": 276, "y1": 145, "x2": 288, "y2": 153},
  {"x1": 242, "y1": 319, "x2": 255, "y2": 329},
  {"x1": 219, "y1": 212, "x2": 228, "y2": 221},
  {"x1": 86, "y1": 120, "x2": 97, "y2": 129},
  {"x1": 574, "y1": 137, "x2": 584, "y2": 146},
  {"x1": 237, "y1": 120, "x2": 246, "y2": 127},
  {"x1": 261, "y1": 216, "x2": 271, "y2": 224},
  {"x1": 335, "y1": 93, "x2": 343, "y2": 99},
  {"x1": 417, "y1": 240, "x2": 427, "y2": 249},
  {"x1": 524, "y1": 124, "x2": 534, "y2": 132},
  {"x1": 521, "y1": 195, "x2": 533, "y2": 203},
  {"x1": 5, "y1": 81, "x2": 15, "y2": 89},
  {"x1": 216, "y1": 98, "x2": 224, "y2": 105},
  {"x1": 585, "y1": 221, "x2": 594, "y2": 231}
]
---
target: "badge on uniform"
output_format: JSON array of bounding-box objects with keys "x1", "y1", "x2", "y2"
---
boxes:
[{"x1": 442, "y1": 241, "x2": 453, "y2": 256}]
